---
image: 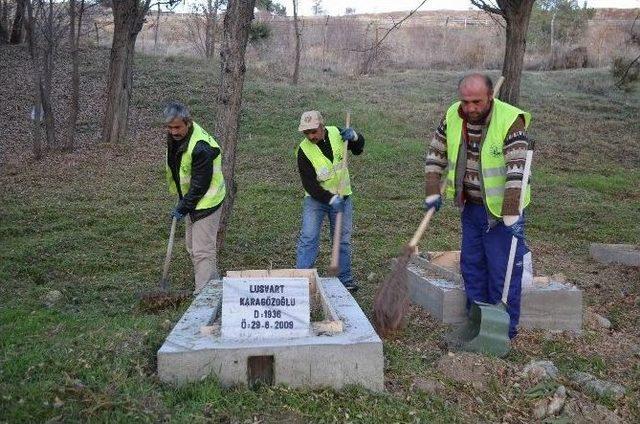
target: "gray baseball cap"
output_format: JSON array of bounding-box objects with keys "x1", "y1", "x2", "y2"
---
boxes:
[{"x1": 298, "y1": 110, "x2": 324, "y2": 132}]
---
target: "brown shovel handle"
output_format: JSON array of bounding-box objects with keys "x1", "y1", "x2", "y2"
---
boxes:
[
  {"x1": 161, "y1": 217, "x2": 178, "y2": 289},
  {"x1": 329, "y1": 111, "x2": 351, "y2": 273},
  {"x1": 330, "y1": 211, "x2": 343, "y2": 271}
]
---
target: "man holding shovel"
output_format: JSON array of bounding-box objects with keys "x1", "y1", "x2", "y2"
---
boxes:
[
  {"x1": 424, "y1": 74, "x2": 533, "y2": 339},
  {"x1": 164, "y1": 102, "x2": 226, "y2": 294},
  {"x1": 295, "y1": 111, "x2": 364, "y2": 292}
]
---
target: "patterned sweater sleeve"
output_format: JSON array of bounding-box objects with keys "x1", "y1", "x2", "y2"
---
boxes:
[
  {"x1": 425, "y1": 116, "x2": 448, "y2": 197},
  {"x1": 501, "y1": 116, "x2": 529, "y2": 216}
]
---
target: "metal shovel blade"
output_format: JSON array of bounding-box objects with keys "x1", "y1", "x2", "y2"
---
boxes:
[{"x1": 456, "y1": 301, "x2": 511, "y2": 357}]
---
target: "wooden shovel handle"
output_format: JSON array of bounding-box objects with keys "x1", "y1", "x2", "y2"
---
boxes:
[
  {"x1": 329, "y1": 111, "x2": 351, "y2": 272},
  {"x1": 329, "y1": 212, "x2": 343, "y2": 271},
  {"x1": 160, "y1": 217, "x2": 178, "y2": 289}
]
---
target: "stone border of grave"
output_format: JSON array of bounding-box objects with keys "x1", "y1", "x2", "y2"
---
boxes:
[
  {"x1": 157, "y1": 269, "x2": 384, "y2": 391},
  {"x1": 404, "y1": 252, "x2": 583, "y2": 331},
  {"x1": 590, "y1": 243, "x2": 640, "y2": 267}
]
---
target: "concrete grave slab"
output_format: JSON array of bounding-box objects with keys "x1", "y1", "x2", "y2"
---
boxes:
[
  {"x1": 590, "y1": 243, "x2": 640, "y2": 267},
  {"x1": 157, "y1": 269, "x2": 383, "y2": 391},
  {"x1": 405, "y1": 252, "x2": 583, "y2": 331}
]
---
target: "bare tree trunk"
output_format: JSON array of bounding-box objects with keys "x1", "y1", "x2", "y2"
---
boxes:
[
  {"x1": 24, "y1": 0, "x2": 42, "y2": 159},
  {"x1": 204, "y1": 0, "x2": 212, "y2": 57},
  {"x1": 472, "y1": 0, "x2": 535, "y2": 105},
  {"x1": 359, "y1": 21, "x2": 376, "y2": 75},
  {"x1": 292, "y1": 0, "x2": 300, "y2": 84},
  {"x1": 0, "y1": 0, "x2": 8, "y2": 43},
  {"x1": 10, "y1": 0, "x2": 25, "y2": 44},
  {"x1": 321, "y1": 15, "x2": 328, "y2": 70},
  {"x1": 66, "y1": 0, "x2": 84, "y2": 151},
  {"x1": 499, "y1": 1, "x2": 534, "y2": 105},
  {"x1": 205, "y1": 0, "x2": 220, "y2": 59},
  {"x1": 550, "y1": 10, "x2": 556, "y2": 49},
  {"x1": 214, "y1": 0, "x2": 256, "y2": 250},
  {"x1": 101, "y1": 0, "x2": 150, "y2": 144},
  {"x1": 153, "y1": 3, "x2": 160, "y2": 54},
  {"x1": 41, "y1": 0, "x2": 56, "y2": 150},
  {"x1": 1, "y1": 0, "x2": 7, "y2": 28},
  {"x1": 0, "y1": 22, "x2": 7, "y2": 44}
]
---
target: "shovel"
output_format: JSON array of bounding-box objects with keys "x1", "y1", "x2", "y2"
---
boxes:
[
  {"x1": 456, "y1": 141, "x2": 534, "y2": 357},
  {"x1": 138, "y1": 216, "x2": 192, "y2": 311},
  {"x1": 328, "y1": 111, "x2": 351, "y2": 276}
]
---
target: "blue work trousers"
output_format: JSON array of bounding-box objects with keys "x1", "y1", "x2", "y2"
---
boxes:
[
  {"x1": 461, "y1": 203, "x2": 531, "y2": 338},
  {"x1": 296, "y1": 196, "x2": 353, "y2": 286}
]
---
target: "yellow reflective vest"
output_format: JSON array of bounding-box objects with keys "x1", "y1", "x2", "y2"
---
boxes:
[
  {"x1": 445, "y1": 99, "x2": 531, "y2": 218},
  {"x1": 297, "y1": 126, "x2": 352, "y2": 197},
  {"x1": 166, "y1": 122, "x2": 226, "y2": 210}
]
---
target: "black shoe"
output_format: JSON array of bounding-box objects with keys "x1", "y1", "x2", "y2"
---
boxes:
[{"x1": 344, "y1": 282, "x2": 359, "y2": 292}]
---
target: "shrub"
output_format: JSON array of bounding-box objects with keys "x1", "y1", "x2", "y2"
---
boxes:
[
  {"x1": 249, "y1": 22, "x2": 272, "y2": 43},
  {"x1": 611, "y1": 56, "x2": 640, "y2": 90}
]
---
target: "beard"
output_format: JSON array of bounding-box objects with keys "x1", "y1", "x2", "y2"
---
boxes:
[{"x1": 465, "y1": 107, "x2": 491, "y2": 124}]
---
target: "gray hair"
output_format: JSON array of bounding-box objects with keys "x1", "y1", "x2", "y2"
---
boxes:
[{"x1": 163, "y1": 101, "x2": 191, "y2": 124}]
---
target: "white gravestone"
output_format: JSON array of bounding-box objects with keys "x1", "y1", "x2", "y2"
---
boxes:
[{"x1": 221, "y1": 277, "x2": 310, "y2": 339}]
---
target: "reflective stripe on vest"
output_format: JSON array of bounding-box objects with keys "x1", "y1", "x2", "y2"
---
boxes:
[
  {"x1": 445, "y1": 99, "x2": 531, "y2": 218},
  {"x1": 166, "y1": 122, "x2": 226, "y2": 210},
  {"x1": 297, "y1": 126, "x2": 352, "y2": 197}
]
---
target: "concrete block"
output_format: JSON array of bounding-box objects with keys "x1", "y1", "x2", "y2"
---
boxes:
[
  {"x1": 590, "y1": 243, "x2": 640, "y2": 267},
  {"x1": 157, "y1": 269, "x2": 383, "y2": 391},
  {"x1": 406, "y1": 252, "x2": 583, "y2": 331}
]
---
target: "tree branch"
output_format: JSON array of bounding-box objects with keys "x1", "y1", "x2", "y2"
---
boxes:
[
  {"x1": 471, "y1": 0, "x2": 503, "y2": 17},
  {"x1": 354, "y1": 0, "x2": 429, "y2": 53},
  {"x1": 615, "y1": 53, "x2": 640, "y2": 88}
]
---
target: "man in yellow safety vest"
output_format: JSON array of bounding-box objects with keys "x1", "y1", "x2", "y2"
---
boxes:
[
  {"x1": 424, "y1": 74, "x2": 533, "y2": 339},
  {"x1": 164, "y1": 101, "x2": 226, "y2": 294},
  {"x1": 295, "y1": 111, "x2": 365, "y2": 292}
]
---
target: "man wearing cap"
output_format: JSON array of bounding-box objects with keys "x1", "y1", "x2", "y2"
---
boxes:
[
  {"x1": 164, "y1": 101, "x2": 226, "y2": 294},
  {"x1": 295, "y1": 111, "x2": 365, "y2": 292}
]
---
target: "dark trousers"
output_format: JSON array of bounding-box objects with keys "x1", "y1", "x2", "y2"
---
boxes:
[{"x1": 460, "y1": 203, "x2": 531, "y2": 338}]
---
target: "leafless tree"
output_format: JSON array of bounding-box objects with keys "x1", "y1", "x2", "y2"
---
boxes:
[
  {"x1": 24, "y1": 0, "x2": 67, "y2": 156},
  {"x1": 152, "y1": 3, "x2": 160, "y2": 53},
  {"x1": 615, "y1": 10, "x2": 640, "y2": 88},
  {"x1": 311, "y1": 0, "x2": 323, "y2": 16},
  {"x1": 65, "y1": 0, "x2": 86, "y2": 151},
  {"x1": 205, "y1": 0, "x2": 221, "y2": 58},
  {"x1": 101, "y1": 0, "x2": 180, "y2": 144},
  {"x1": 186, "y1": 0, "x2": 222, "y2": 58},
  {"x1": 101, "y1": 0, "x2": 150, "y2": 144},
  {"x1": 321, "y1": 15, "x2": 329, "y2": 69},
  {"x1": 291, "y1": 0, "x2": 301, "y2": 84},
  {"x1": 358, "y1": 0, "x2": 428, "y2": 75},
  {"x1": 0, "y1": 0, "x2": 9, "y2": 43},
  {"x1": 214, "y1": 0, "x2": 257, "y2": 249},
  {"x1": 471, "y1": 0, "x2": 536, "y2": 105},
  {"x1": 10, "y1": 0, "x2": 25, "y2": 43}
]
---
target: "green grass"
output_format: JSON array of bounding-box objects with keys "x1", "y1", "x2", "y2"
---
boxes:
[{"x1": 1, "y1": 52, "x2": 639, "y2": 422}]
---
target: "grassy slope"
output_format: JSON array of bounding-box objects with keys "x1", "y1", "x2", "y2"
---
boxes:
[{"x1": 0, "y1": 50, "x2": 639, "y2": 422}]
